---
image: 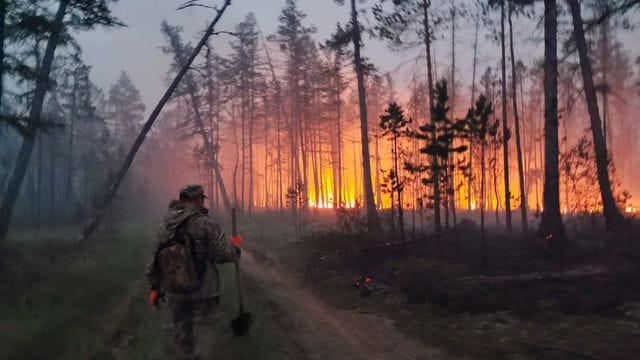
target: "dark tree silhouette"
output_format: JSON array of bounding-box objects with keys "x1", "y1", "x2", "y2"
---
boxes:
[
  {"x1": 567, "y1": 0, "x2": 624, "y2": 230},
  {"x1": 538, "y1": 0, "x2": 567, "y2": 264}
]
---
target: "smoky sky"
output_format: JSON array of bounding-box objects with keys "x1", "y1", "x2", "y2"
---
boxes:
[{"x1": 74, "y1": 0, "x2": 639, "y2": 117}]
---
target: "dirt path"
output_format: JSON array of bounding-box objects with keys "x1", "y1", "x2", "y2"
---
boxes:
[
  {"x1": 95, "y1": 251, "x2": 449, "y2": 359},
  {"x1": 241, "y1": 250, "x2": 448, "y2": 360}
]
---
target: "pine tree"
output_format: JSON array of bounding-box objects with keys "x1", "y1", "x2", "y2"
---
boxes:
[
  {"x1": 466, "y1": 95, "x2": 497, "y2": 267},
  {"x1": 408, "y1": 80, "x2": 468, "y2": 238},
  {"x1": 373, "y1": 0, "x2": 442, "y2": 232},
  {"x1": 380, "y1": 102, "x2": 411, "y2": 243},
  {"x1": 0, "y1": 0, "x2": 121, "y2": 242},
  {"x1": 269, "y1": 0, "x2": 316, "y2": 213},
  {"x1": 106, "y1": 71, "x2": 145, "y2": 155},
  {"x1": 229, "y1": 14, "x2": 263, "y2": 214}
]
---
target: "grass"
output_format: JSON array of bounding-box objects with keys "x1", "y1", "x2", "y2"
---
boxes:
[
  {"x1": 0, "y1": 221, "x2": 294, "y2": 360},
  {"x1": 0, "y1": 224, "x2": 168, "y2": 360}
]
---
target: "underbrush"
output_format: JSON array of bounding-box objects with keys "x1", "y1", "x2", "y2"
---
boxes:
[
  {"x1": 0, "y1": 225, "x2": 159, "y2": 360},
  {"x1": 393, "y1": 259, "x2": 503, "y2": 314}
]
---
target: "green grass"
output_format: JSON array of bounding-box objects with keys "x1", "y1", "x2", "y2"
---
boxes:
[
  {"x1": 0, "y1": 222, "x2": 296, "y2": 360},
  {"x1": 0, "y1": 225, "x2": 167, "y2": 360}
]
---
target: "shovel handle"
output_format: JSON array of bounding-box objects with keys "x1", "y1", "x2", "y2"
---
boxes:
[
  {"x1": 231, "y1": 208, "x2": 244, "y2": 313},
  {"x1": 235, "y1": 262, "x2": 244, "y2": 313}
]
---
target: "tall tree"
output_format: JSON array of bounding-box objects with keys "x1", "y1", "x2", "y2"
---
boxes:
[
  {"x1": 254, "y1": 14, "x2": 286, "y2": 211},
  {"x1": 229, "y1": 14, "x2": 262, "y2": 214},
  {"x1": 567, "y1": 0, "x2": 624, "y2": 230},
  {"x1": 269, "y1": 0, "x2": 316, "y2": 213},
  {"x1": 349, "y1": 0, "x2": 380, "y2": 231},
  {"x1": 373, "y1": 0, "x2": 441, "y2": 232},
  {"x1": 333, "y1": 0, "x2": 381, "y2": 231},
  {"x1": 538, "y1": 0, "x2": 567, "y2": 262},
  {"x1": 106, "y1": 71, "x2": 146, "y2": 153},
  {"x1": 159, "y1": 20, "x2": 231, "y2": 211},
  {"x1": 380, "y1": 102, "x2": 411, "y2": 243},
  {"x1": 0, "y1": 0, "x2": 5, "y2": 113},
  {"x1": 499, "y1": 0, "x2": 513, "y2": 232},
  {"x1": 508, "y1": 0, "x2": 529, "y2": 237},
  {"x1": 467, "y1": 95, "x2": 496, "y2": 267},
  {"x1": 0, "y1": 0, "x2": 120, "y2": 242}
]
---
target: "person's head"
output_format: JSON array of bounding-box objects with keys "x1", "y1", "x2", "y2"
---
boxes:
[{"x1": 179, "y1": 184, "x2": 207, "y2": 209}]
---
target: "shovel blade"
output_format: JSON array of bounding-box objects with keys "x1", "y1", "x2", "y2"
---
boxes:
[{"x1": 231, "y1": 312, "x2": 252, "y2": 337}]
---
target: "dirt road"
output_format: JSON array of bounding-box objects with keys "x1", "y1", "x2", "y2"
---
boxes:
[
  {"x1": 239, "y1": 250, "x2": 447, "y2": 360},
  {"x1": 98, "y1": 250, "x2": 447, "y2": 359}
]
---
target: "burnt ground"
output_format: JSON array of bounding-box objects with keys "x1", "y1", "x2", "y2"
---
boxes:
[{"x1": 241, "y1": 212, "x2": 640, "y2": 359}]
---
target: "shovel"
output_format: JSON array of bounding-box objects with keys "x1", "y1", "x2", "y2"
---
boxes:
[{"x1": 230, "y1": 208, "x2": 252, "y2": 337}]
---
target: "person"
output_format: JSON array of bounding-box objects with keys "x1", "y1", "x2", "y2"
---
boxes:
[{"x1": 146, "y1": 184, "x2": 240, "y2": 360}]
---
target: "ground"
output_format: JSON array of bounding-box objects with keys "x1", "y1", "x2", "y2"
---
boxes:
[{"x1": 1, "y1": 211, "x2": 639, "y2": 359}]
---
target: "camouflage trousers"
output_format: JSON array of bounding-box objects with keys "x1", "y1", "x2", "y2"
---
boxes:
[{"x1": 168, "y1": 295, "x2": 220, "y2": 360}]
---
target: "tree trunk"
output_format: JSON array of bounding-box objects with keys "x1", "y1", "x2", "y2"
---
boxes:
[
  {"x1": 481, "y1": 138, "x2": 487, "y2": 268},
  {"x1": 248, "y1": 74, "x2": 255, "y2": 215},
  {"x1": 500, "y1": 0, "x2": 513, "y2": 232},
  {"x1": 350, "y1": 0, "x2": 380, "y2": 232},
  {"x1": 0, "y1": 0, "x2": 68, "y2": 242},
  {"x1": 336, "y1": 72, "x2": 343, "y2": 206},
  {"x1": 450, "y1": 4, "x2": 458, "y2": 229},
  {"x1": 538, "y1": 0, "x2": 567, "y2": 262},
  {"x1": 65, "y1": 69, "x2": 78, "y2": 221},
  {"x1": 49, "y1": 134, "x2": 56, "y2": 225},
  {"x1": 77, "y1": 1, "x2": 232, "y2": 242},
  {"x1": 508, "y1": 0, "x2": 529, "y2": 238},
  {"x1": 0, "y1": 0, "x2": 5, "y2": 111},
  {"x1": 567, "y1": 0, "x2": 623, "y2": 230},
  {"x1": 601, "y1": 20, "x2": 609, "y2": 150},
  {"x1": 422, "y1": 0, "x2": 441, "y2": 233},
  {"x1": 240, "y1": 78, "x2": 246, "y2": 212},
  {"x1": 36, "y1": 133, "x2": 42, "y2": 228},
  {"x1": 469, "y1": 18, "x2": 479, "y2": 211}
]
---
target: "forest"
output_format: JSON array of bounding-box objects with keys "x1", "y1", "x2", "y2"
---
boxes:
[{"x1": 1, "y1": 0, "x2": 640, "y2": 359}]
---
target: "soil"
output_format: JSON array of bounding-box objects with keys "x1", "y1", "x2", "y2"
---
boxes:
[{"x1": 240, "y1": 250, "x2": 446, "y2": 360}]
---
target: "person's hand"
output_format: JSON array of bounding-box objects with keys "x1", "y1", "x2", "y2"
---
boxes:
[
  {"x1": 231, "y1": 235, "x2": 244, "y2": 247},
  {"x1": 150, "y1": 290, "x2": 160, "y2": 310}
]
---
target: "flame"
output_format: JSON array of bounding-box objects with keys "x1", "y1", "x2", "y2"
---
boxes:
[{"x1": 211, "y1": 99, "x2": 634, "y2": 215}]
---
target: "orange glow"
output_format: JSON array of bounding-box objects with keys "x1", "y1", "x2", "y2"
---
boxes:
[{"x1": 210, "y1": 92, "x2": 634, "y2": 216}]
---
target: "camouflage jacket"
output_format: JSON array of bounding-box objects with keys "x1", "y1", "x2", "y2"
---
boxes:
[{"x1": 146, "y1": 201, "x2": 239, "y2": 299}]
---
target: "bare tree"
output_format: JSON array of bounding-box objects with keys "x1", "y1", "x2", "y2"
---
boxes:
[
  {"x1": 538, "y1": 0, "x2": 567, "y2": 264},
  {"x1": 508, "y1": 0, "x2": 529, "y2": 237},
  {"x1": 566, "y1": 0, "x2": 624, "y2": 230}
]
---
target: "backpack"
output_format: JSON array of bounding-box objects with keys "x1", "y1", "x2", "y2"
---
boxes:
[{"x1": 154, "y1": 217, "x2": 202, "y2": 294}]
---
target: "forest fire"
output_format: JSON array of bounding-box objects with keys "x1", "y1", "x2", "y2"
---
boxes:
[{"x1": 2, "y1": 0, "x2": 640, "y2": 359}]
